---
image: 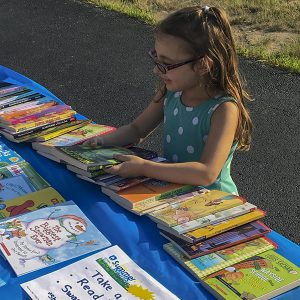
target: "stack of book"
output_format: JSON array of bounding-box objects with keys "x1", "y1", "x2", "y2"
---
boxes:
[
  {"x1": 0, "y1": 82, "x2": 87, "y2": 143},
  {"x1": 0, "y1": 140, "x2": 65, "y2": 220}
]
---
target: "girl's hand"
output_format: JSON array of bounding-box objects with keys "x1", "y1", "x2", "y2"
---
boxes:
[{"x1": 105, "y1": 154, "x2": 145, "y2": 178}]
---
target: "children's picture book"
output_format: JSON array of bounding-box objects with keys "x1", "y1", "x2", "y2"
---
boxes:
[
  {"x1": 160, "y1": 221, "x2": 271, "y2": 259},
  {"x1": 164, "y1": 236, "x2": 277, "y2": 279},
  {"x1": 156, "y1": 202, "x2": 257, "y2": 235},
  {"x1": 0, "y1": 187, "x2": 65, "y2": 220},
  {"x1": 148, "y1": 189, "x2": 247, "y2": 227},
  {"x1": 102, "y1": 180, "x2": 194, "y2": 215},
  {"x1": 0, "y1": 201, "x2": 111, "y2": 276},
  {"x1": 21, "y1": 245, "x2": 179, "y2": 300},
  {"x1": 0, "y1": 140, "x2": 24, "y2": 167},
  {"x1": 202, "y1": 250, "x2": 300, "y2": 300},
  {"x1": 0, "y1": 161, "x2": 50, "y2": 192},
  {"x1": 158, "y1": 208, "x2": 267, "y2": 243},
  {"x1": 52, "y1": 144, "x2": 157, "y2": 171},
  {"x1": 31, "y1": 123, "x2": 116, "y2": 154}
]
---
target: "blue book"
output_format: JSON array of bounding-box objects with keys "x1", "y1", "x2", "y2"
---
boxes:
[
  {"x1": 0, "y1": 140, "x2": 25, "y2": 168},
  {"x1": 0, "y1": 201, "x2": 111, "y2": 276}
]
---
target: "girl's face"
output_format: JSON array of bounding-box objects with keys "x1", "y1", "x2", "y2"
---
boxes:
[{"x1": 154, "y1": 33, "x2": 204, "y2": 92}]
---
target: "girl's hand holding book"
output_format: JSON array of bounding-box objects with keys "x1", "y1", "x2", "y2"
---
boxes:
[{"x1": 105, "y1": 154, "x2": 145, "y2": 178}]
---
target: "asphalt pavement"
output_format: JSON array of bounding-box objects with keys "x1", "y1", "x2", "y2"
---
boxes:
[{"x1": 0, "y1": 0, "x2": 299, "y2": 244}]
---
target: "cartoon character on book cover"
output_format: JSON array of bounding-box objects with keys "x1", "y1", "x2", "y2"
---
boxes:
[{"x1": 0, "y1": 204, "x2": 111, "y2": 275}]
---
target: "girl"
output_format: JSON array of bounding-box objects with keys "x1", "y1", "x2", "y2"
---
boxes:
[{"x1": 85, "y1": 5, "x2": 252, "y2": 195}]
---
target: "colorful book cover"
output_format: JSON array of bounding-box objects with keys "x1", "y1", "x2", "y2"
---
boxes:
[
  {"x1": 32, "y1": 123, "x2": 116, "y2": 153},
  {"x1": 0, "y1": 187, "x2": 65, "y2": 220},
  {"x1": 203, "y1": 250, "x2": 300, "y2": 300},
  {"x1": 0, "y1": 176, "x2": 35, "y2": 201},
  {"x1": 163, "y1": 202, "x2": 257, "y2": 235},
  {"x1": 33, "y1": 119, "x2": 91, "y2": 142},
  {"x1": 0, "y1": 140, "x2": 24, "y2": 167},
  {"x1": 3, "y1": 109, "x2": 75, "y2": 133},
  {"x1": 0, "y1": 88, "x2": 32, "y2": 101},
  {"x1": 149, "y1": 189, "x2": 246, "y2": 227},
  {"x1": 164, "y1": 237, "x2": 277, "y2": 279},
  {"x1": 160, "y1": 221, "x2": 271, "y2": 259},
  {"x1": 158, "y1": 209, "x2": 267, "y2": 243},
  {"x1": 102, "y1": 180, "x2": 193, "y2": 214},
  {"x1": 21, "y1": 245, "x2": 179, "y2": 300},
  {"x1": 0, "y1": 162, "x2": 50, "y2": 191},
  {"x1": 0, "y1": 201, "x2": 111, "y2": 276},
  {"x1": 0, "y1": 84, "x2": 27, "y2": 97},
  {"x1": 0, "y1": 92, "x2": 47, "y2": 109}
]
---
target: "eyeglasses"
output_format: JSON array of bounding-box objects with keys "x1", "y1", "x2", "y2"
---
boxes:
[{"x1": 148, "y1": 49, "x2": 203, "y2": 74}]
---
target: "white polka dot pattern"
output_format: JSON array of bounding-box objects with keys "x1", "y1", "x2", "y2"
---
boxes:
[
  {"x1": 173, "y1": 108, "x2": 178, "y2": 116},
  {"x1": 166, "y1": 135, "x2": 171, "y2": 143},
  {"x1": 192, "y1": 117, "x2": 199, "y2": 125},
  {"x1": 186, "y1": 107, "x2": 193, "y2": 112},
  {"x1": 187, "y1": 145, "x2": 194, "y2": 154},
  {"x1": 178, "y1": 127, "x2": 183, "y2": 135},
  {"x1": 172, "y1": 154, "x2": 178, "y2": 162}
]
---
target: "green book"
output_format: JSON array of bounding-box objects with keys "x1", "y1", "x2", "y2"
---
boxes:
[
  {"x1": 163, "y1": 237, "x2": 277, "y2": 279},
  {"x1": 203, "y1": 250, "x2": 300, "y2": 300}
]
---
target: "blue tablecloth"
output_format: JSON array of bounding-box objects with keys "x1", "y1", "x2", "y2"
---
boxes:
[{"x1": 0, "y1": 65, "x2": 299, "y2": 300}]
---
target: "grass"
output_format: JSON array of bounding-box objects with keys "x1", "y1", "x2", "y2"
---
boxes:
[{"x1": 85, "y1": 0, "x2": 300, "y2": 73}]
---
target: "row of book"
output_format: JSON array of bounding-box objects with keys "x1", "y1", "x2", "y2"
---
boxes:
[
  {"x1": 1, "y1": 80, "x2": 300, "y2": 299},
  {"x1": 0, "y1": 140, "x2": 179, "y2": 299}
]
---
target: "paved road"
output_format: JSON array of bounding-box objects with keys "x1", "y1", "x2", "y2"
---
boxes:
[{"x1": 0, "y1": 0, "x2": 299, "y2": 245}]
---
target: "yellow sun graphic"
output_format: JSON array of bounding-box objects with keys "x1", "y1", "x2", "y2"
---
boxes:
[{"x1": 127, "y1": 284, "x2": 155, "y2": 300}]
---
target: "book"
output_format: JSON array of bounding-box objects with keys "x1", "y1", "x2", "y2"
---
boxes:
[
  {"x1": 21, "y1": 245, "x2": 179, "y2": 300},
  {"x1": 32, "y1": 123, "x2": 116, "y2": 154},
  {"x1": 2, "y1": 109, "x2": 76, "y2": 133},
  {"x1": 202, "y1": 250, "x2": 300, "y2": 300},
  {"x1": 0, "y1": 84, "x2": 27, "y2": 98},
  {"x1": 0, "y1": 115, "x2": 77, "y2": 142},
  {"x1": 0, "y1": 161, "x2": 50, "y2": 192},
  {"x1": 148, "y1": 189, "x2": 247, "y2": 228},
  {"x1": 67, "y1": 164, "x2": 106, "y2": 177},
  {"x1": 0, "y1": 140, "x2": 24, "y2": 167},
  {"x1": 102, "y1": 180, "x2": 194, "y2": 215},
  {"x1": 37, "y1": 150, "x2": 67, "y2": 163},
  {"x1": 158, "y1": 208, "x2": 267, "y2": 243},
  {"x1": 0, "y1": 187, "x2": 65, "y2": 220},
  {"x1": 163, "y1": 236, "x2": 277, "y2": 279},
  {"x1": 156, "y1": 202, "x2": 257, "y2": 235},
  {"x1": 32, "y1": 119, "x2": 91, "y2": 142},
  {"x1": 160, "y1": 221, "x2": 271, "y2": 259},
  {"x1": 52, "y1": 144, "x2": 157, "y2": 171},
  {"x1": 0, "y1": 201, "x2": 111, "y2": 276}
]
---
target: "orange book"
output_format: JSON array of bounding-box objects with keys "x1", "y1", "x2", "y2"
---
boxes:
[
  {"x1": 102, "y1": 180, "x2": 193, "y2": 215},
  {"x1": 158, "y1": 208, "x2": 266, "y2": 243}
]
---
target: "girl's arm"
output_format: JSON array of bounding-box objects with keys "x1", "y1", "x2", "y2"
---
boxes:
[
  {"x1": 84, "y1": 91, "x2": 164, "y2": 146},
  {"x1": 107, "y1": 101, "x2": 239, "y2": 186}
]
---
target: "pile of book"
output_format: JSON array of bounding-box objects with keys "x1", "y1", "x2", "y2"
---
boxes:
[
  {"x1": 1, "y1": 80, "x2": 300, "y2": 299},
  {"x1": 0, "y1": 140, "x2": 179, "y2": 299}
]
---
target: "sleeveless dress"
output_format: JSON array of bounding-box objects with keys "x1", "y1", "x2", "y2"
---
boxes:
[{"x1": 163, "y1": 91, "x2": 238, "y2": 195}]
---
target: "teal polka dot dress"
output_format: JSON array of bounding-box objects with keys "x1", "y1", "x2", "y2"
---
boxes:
[{"x1": 163, "y1": 91, "x2": 238, "y2": 195}]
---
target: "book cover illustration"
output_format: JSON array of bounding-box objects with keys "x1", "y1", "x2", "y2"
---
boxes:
[
  {"x1": 204, "y1": 250, "x2": 300, "y2": 300},
  {"x1": 161, "y1": 221, "x2": 271, "y2": 259},
  {"x1": 21, "y1": 245, "x2": 179, "y2": 300},
  {"x1": 0, "y1": 140, "x2": 24, "y2": 167},
  {"x1": 0, "y1": 162, "x2": 50, "y2": 191},
  {"x1": 169, "y1": 202, "x2": 257, "y2": 234},
  {"x1": 32, "y1": 123, "x2": 116, "y2": 150},
  {"x1": 58, "y1": 144, "x2": 136, "y2": 167},
  {"x1": 158, "y1": 209, "x2": 267, "y2": 244},
  {"x1": 149, "y1": 189, "x2": 246, "y2": 227},
  {"x1": 0, "y1": 202, "x2": 111, "y2": 276},
  {"x1": 0, "y1": 187, "x2": 65, "y2": 220},
  {"x1": 164, "y1": 237, "x2": 277, "y2": 279}
]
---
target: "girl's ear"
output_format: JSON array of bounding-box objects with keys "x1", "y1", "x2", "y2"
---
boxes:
[{"x1": 194, "y1": 57, "x2": 212, "y2": 76}]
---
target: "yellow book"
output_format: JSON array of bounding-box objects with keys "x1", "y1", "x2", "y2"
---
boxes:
[
  {"x1": 33, "y1": 119, "x2": 91, "y2": 141},
  {"x1": 164, "y1": 236, "x2": 277, "y2": 279},
  {"x1": 158, "y1": 209, "x2": 266, "y2": 243},
  {"x1": 0, "y1": 187, "x2": 65, "y2": 220}
]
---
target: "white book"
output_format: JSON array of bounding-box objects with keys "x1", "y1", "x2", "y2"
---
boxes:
[{"x1": 21, "y1": 245, "x2": 179, "y2": 300}]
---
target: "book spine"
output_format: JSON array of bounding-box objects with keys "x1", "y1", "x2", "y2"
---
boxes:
[
  {"x1": 0, "y1": 93, "x2": 44, "y2": 109},
  {"x1": 173, "y1": 203, "x2": 257, "y2": 234},
  {"x1": 0, "y1": 86, "x2": 25, "y2": 96},
  {"x1": 6, "y1": 117, "x2": 76, "y2": 138},
  {"x1": 4, "y1": 111, "x2": 75, "y2": 133}
]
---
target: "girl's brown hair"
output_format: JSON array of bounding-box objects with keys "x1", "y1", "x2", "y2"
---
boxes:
[{"x1": 155, "y1": 6, "x2": 253, "y2": 151}]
